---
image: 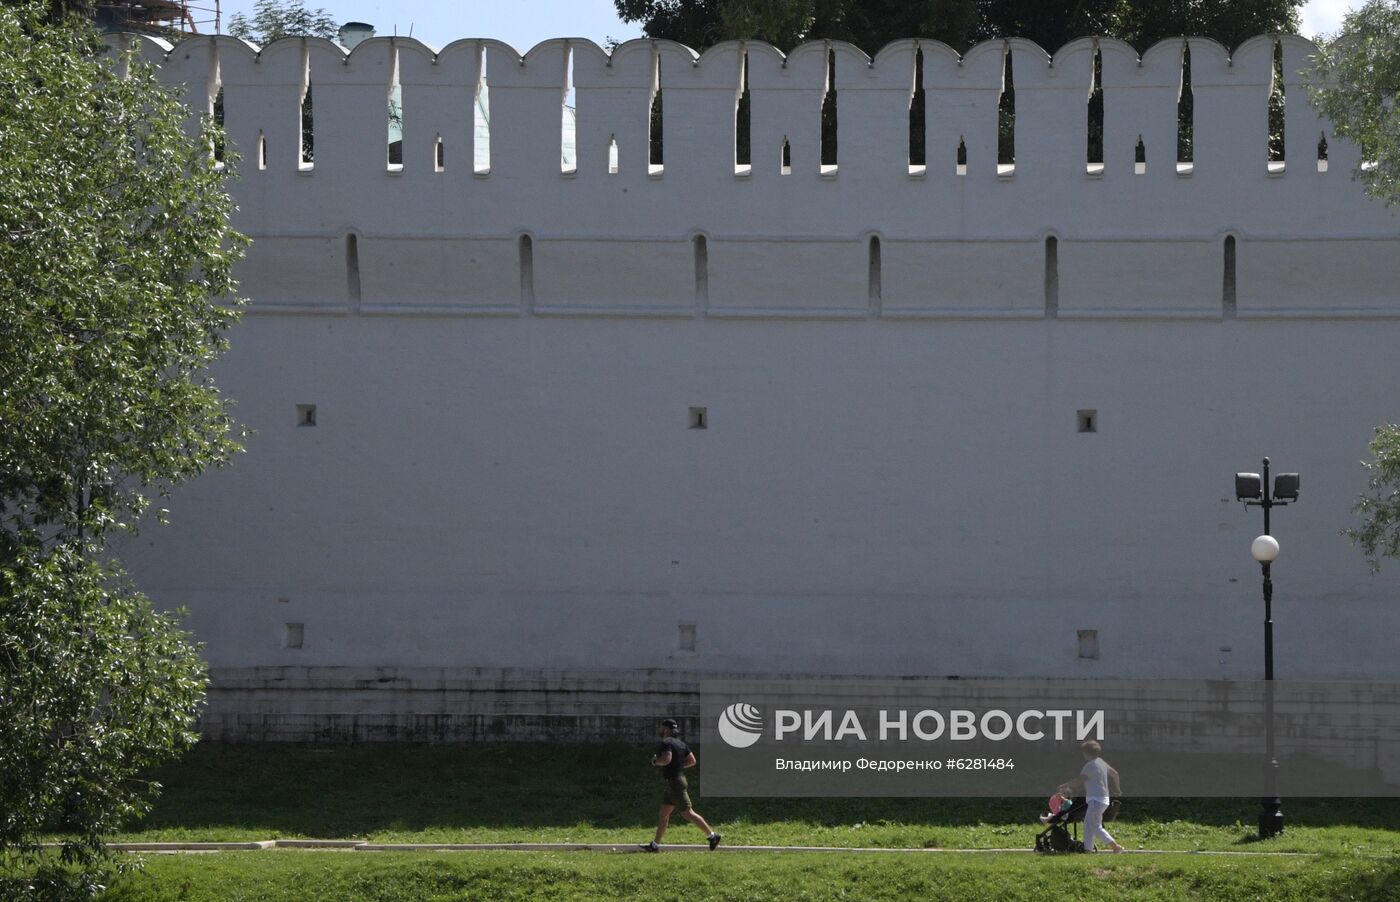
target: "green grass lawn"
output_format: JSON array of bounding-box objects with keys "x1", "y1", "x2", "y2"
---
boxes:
[
  {"x1": 5, "y1": 742, "x2": 1387, "y2": 900},
  {"x1": 105, "y1": 743, "x2": 1400, "y2": 857},
  {"x1": 96, "y1": 849, "x2": 1400, "y2": 902}
]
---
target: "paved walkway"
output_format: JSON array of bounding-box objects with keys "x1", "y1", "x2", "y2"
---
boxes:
[{"x1": 95, "y1": 840, "x2": 1318, "y2": 857}]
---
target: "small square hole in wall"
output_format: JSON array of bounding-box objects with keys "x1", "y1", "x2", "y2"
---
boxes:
[
  {"x1": 678, "y1": 623, "x2": 696, "y2": 651},
  {"x1": 284, "y1": 622, "x2": 304, "y2": 649},
  {"x1": 1077, "y1": 629, "x2": 1099, "y2": 659},
  {"x1": 1077, "y1": 409, "x2": 1097, "y2": 433},
  {"x1": 688, "y1": 407, "x2": 707, "y2": 430},
  {"x1": 296, "y1": 404, "x2": 317, "y2": 427}
]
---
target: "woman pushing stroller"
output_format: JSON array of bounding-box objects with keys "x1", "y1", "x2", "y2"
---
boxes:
[{"x1": 1055, "y1": 740, "x2": 1125, "y2": 853}]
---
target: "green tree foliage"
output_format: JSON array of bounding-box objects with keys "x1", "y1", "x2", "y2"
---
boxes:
[
  {"x1": 1307, "y1": 0, "x2": 1400, "y2": 206},
  {"x1": 1116, "y1": 0, "x2": 1301, "y2": 53},
  {"x1": 617, "y1": 0, "x2": 980, "y2": 52},
  {"x1": 0, "y1": 0, "x2": 91, "y2": 25},
  {"x1": 0, "y1": 0, "x2": 190, "y2": 34},
  {"x1": 615, "y1": 0, "x2": 735, "y2": 48},
  {"x1": 226, "y1": 0, "x2": 337, "y2": 44},
  {"x1": 1345, "y1": 426, "x2": 1400, "y2": 572},
  {"x1": 1, "y1": 549, "x2": 208, "y2": 898},
  {"x1": 1307, "y1": 4, "x2": 1400, "y2": 572},
  {"x1": 615, "y1": 0, "x2": 1301, "y2": 55},
  {"x1": 0, "y1": 2, "x2": 243, "y2": 893}
]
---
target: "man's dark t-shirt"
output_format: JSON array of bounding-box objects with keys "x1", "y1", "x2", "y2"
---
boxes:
[{"x1": 656, "y1": 737, "x2": 690, "y2": 779}]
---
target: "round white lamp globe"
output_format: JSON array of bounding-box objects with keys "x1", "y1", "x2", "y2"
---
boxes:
[{"x1": 1251, "y1": 534, "x2": 1280, "y2": 563}]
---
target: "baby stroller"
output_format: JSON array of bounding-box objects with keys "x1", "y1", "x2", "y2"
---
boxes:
[{"x1": 1034, "y1": 797, "x2": 1122, "y2": 853}]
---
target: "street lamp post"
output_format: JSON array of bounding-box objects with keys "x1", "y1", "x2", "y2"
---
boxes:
[{"x1": 1234, "y1": 457, "x2": 1299, "y2": 839}]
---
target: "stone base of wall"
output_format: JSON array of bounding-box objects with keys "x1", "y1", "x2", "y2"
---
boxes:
[
  {"x1": 198, "y1": 667, "x2": 1400, "y2": 789},
  {"x1": 199, "y1": 666, "x2": 709, "y2": 743}
]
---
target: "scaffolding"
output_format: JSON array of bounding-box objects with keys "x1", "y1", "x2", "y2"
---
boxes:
[{"x1": 96, "y1": 1, "x2": 221, "y2": 37}]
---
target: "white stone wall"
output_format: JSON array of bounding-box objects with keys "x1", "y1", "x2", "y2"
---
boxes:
[{"x1": 104, "y1": 33, "x2": 1400, "y2": 736}]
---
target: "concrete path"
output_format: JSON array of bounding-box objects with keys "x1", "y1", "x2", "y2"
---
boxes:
[{"x1": 89, "y1": 840, "x2": 1318, "y2": 857}]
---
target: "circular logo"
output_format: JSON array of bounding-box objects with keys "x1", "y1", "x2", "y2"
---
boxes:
[{"x1": 717, "y1": 702, "x2": 764, "y2": 748}]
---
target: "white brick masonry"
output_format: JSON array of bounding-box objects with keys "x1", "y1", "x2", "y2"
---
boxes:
[{"x1": 103, "y1": 31, "x2": 1400, "y2": 738}]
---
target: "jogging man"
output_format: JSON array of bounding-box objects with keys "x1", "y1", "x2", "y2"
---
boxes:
[
  {"x1": 640, "y1": 718, "x2": 721, "y2": 852},
  {"x1": 1057, "y1": 739, "x2": 1125, "y2": 853}
]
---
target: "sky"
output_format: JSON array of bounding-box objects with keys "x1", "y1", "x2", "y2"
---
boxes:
[
  {"x1": 196, "y1": 0, "x2": 641, "y2": 51},
  {"x1": 1298, "y1": 0, "x2": 1362, "y2": 37},
  {"x1": 197, "y1": 0, "x2": 1361, "y2": 50}
]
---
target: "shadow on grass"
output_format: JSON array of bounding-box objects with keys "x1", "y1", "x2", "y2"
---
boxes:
[{"x1": 124, "y1": 743, "x2": 1400, "y2": 840}]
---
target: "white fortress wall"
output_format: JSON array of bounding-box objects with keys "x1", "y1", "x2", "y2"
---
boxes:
[{"x1": 105, "y1": 32, "x2": 1400, "y2": 740}]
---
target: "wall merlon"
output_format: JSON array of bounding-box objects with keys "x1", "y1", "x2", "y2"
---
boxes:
[
  {"x1": 1232, "y1": 35, "x2": 1283, "y2": 86},
  {"x1": 106, "y1": 30, "x2": 172, "y2": 77},
  {"x1": 1181, "y1": 37, "x2": 1232, "y2": 84}
]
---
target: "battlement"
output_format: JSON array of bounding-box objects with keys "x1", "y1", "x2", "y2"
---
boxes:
[{"x1": 114, "y1": 32, "x2": 1400, "y2": 319}]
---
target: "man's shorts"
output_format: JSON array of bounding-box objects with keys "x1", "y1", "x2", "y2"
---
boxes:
[{"x1": 662, "y1": 776, "x2": 692, "y2": 811}]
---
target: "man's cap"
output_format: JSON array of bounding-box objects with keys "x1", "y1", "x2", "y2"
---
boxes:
[{"x1": 660, "y1": 718, "x2": 680, "y2": 731}]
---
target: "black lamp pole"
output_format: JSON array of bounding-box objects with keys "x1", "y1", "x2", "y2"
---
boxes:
[
  {"x1": 1237, "y1": 453, "x2": 1299, "y2": 840},
  {"x1": 1235, "y1": 456, "x2": 1297, "y2": 838},
  {"x1": 1258, "y1": 457, "x2": 1282, "y2": 839}
]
